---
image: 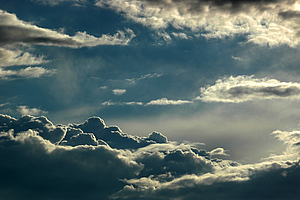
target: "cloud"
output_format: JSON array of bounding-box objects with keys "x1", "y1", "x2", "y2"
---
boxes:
[
  {"x1": 231, "y1": 55, "x2": 243, "y2": 61},
  {"x1": 209, "y1": 147, "x2": 229, "y2": 156},
  {"x1": 0, "y1": 48, "x2": 48, "y2": 67},
  {"x1": 0, "y1": 10, "x2": 135, "y2": 48},
  {"x1": 0, "y1": 130, "x2": 142, "y2": 200},
  {"x1": 102, "y1": 97, "x2": 192, "y2": 106},
  {"x1": 172, "y1": 32, "x2": 192, "y2": 40},
  {"x1": 1, "y1": 114, "x2": 300, "y2": 199},
  {"x1": 17, "y1": 106, "x2": 48, "y2": 116},
  {"x1": 0, "y1": 67, "x2": 56, "y2": 79},
  {"x1": 0, "y1": 47, "x2": 54, "y2": 79},
  {"x1": 33, "y1": 0, "x2": 87, "y2": 6},
  {"x1": 125, "y1": 73, "x2": 163, "y2": 85},
  {"x1": 197, "y1": 75, "x2": 300, "y2": 103},
  {"x1": 96, "y1": 0, "x2": 300, "y2": 47},
  {"x1": 146, "y1": 98, "x2": 193, "y2": 105},
  {"x1": 102, "y1": 100, "x2": 143, "y2": 106},
  {"x1": 112, "y1": 89, "x2": 127, "y2": 95}
]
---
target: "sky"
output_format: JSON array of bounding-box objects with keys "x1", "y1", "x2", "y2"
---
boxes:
[{"x1": 1, "y1": 0, "x2": 300, "y2": 199}]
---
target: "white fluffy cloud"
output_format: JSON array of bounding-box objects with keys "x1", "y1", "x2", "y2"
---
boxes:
[
  {"x1": 96, "y1": 0, "x2": 300, "y2": 47},
  {"x1": 198, "y1": 75, "x2": 300, "y2": 103}
]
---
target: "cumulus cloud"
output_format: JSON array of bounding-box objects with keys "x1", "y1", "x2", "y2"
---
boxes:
[
  {"x1": 197, "y1": 75, "x2": 300, "y2": 103},
  {"x1": 146, "y1": 98, "x2": 193, "y2": 105},
  {"x1": 112, "y1": 89, "x2": 126, "y2": 95},
  {"x1": 1, "y1": 114, "x2": 300, "y2": 199},
  {"x1": 96, "y1": 0, "x2": 300, "y2": 47}
]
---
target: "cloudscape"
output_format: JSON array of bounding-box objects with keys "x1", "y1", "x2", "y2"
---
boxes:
[{"x1": 1, "y1": 0, "x2": 300, "y2": 199}]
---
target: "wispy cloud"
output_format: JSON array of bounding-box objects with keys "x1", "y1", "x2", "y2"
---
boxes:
[
  {"x1": 112, "y1": 89, "x2": 126, "y2": 95},
  {"x1": 146, "y1": 98, "x2": 193, "y2": 105},
  {"x1": 0, "y1": 67, "x2": 56, "y2": 79},
  {"x1": 171, "y1": 32, "x2": 192, "y2": 40},
  {"x1": 102, "y1": 100, "x2": 143, "y2": 106},
  {"x1": 17, "y1": 105, "x2": 48, "y2": 116},
  {"x1": 125, "y1": 72, "x2": 163, "y2": 84},
  {"x1": 33, "y1": 0, "x2": 87, "y2": 6},
  {"x1": 0, "y1": 10, "x2": 135, "y2": 48},
  {"x1": 231, "y1": 55, "x2": 243, "y2": 61},
  {"x1": 0, "y1": 48, "x2": 48, "y2": 67},
  {"x1": 197, "y1": 75, "x2": 300, "y2": 103},
  {"x1": 102, "y1": 97, "x2": 193, "y2": 106}
]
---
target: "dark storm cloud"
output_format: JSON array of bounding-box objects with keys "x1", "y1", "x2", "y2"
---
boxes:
[
  {"x1": 0, "y1": 131, "x2": 142, "y2": 200},
  {"x1": 1, "y1": 114, "x2": 300, "y2": 200}
]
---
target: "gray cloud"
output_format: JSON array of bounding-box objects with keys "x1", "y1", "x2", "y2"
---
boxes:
[
  {"x1": 0, "y1": 10, "x2": 135, "y2": 48},
  {"x1": 1, "y1": 114, "x2": 300, "y2": 200},
  {"x1": 197, "y1": 75, "x2": 300, "y2": 103}
]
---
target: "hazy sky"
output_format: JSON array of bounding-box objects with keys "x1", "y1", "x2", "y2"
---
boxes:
[{"x1": 1, "y1": 0, "x2": 300, "y2": 199}]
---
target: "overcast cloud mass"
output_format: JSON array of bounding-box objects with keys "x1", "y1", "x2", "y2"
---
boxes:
[{"x1": 1, "y1": 0, "x2": 300, "y2": 199}]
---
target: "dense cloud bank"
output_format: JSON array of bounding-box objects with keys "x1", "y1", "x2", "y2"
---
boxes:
[{"x1": 1, "y1": 114, "x2": 300, "y2": 199}]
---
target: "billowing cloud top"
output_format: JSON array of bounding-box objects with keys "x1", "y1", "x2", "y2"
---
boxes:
[
  {"x1": 198, "y1": 75, "x2": 300, "y2": 103},
  {"x1": 1, "y1": 114, "x2": 300, "y2": 199}
]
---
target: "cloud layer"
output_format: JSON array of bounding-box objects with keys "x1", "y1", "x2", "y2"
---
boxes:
[
  {"x1": 1, "y1": 114, "x2": 300, "y2": 199},
  {"x1": 198, "y1": 75, "x2": 300, "y2": 103},
  {"x1": 96, "y1": 0, "x2": 300, "y2": 47}
]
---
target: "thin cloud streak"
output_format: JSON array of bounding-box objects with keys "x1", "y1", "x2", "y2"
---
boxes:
[{"x1": 198, "y1": 75, "x2": 300, "y2": 103}]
